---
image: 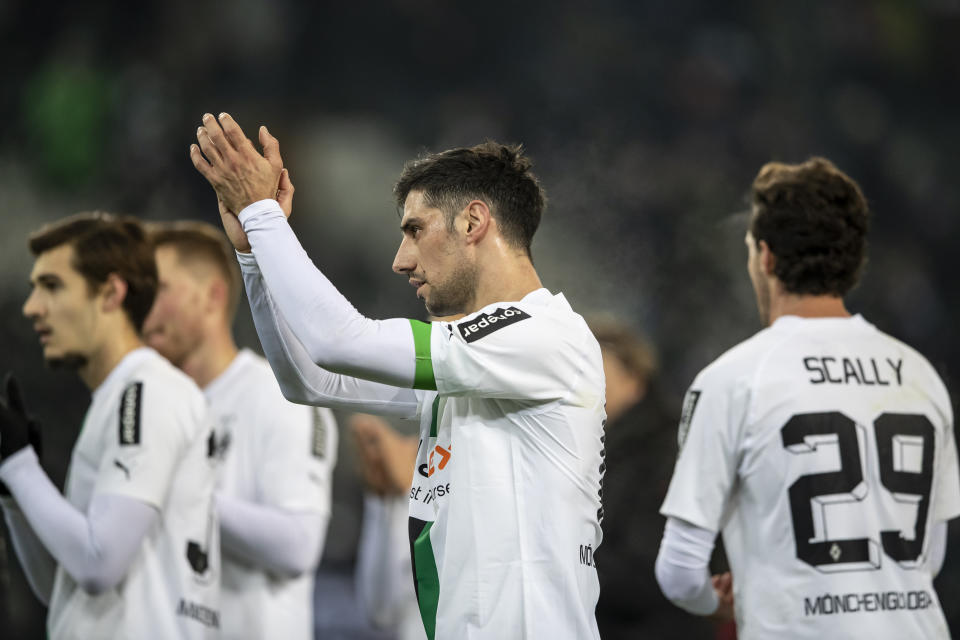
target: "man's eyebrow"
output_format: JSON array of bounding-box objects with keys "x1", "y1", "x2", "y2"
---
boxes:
[
  {"x1": 400, "y1": 217, "x2": 424, "y2": 233},
  {"x1": 31, "y1": 273, "x2": 63, "y2": 287}
]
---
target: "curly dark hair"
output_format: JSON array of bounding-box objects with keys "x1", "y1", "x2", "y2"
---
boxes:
[
  {"x1": 750, "y1": 157, "x2": 869, "y2": 296},
  {"x1": 393, "y1": 141, "x2": 547, "y2": 257},
  {"x1": 28, "y1": 212, "x2": 158, "y2": 333}
]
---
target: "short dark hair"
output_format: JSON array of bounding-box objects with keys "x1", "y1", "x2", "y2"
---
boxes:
[
  {"x1": 393, "y1": 141, "x2": 547, "y2": 256},
  {"x1": 750, "y1": 157, "x2": 869, "y2": 296},
  {"x1": 28, "y1": 212, "x2": 158, "y2": 333},
  {"x1": 150, "y1": 221, "x2": 243, "y2": 321}
]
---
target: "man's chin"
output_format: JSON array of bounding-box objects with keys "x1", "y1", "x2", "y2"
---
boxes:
[{"x1": 46, "y1": 352, "x2": 89, "y2": 371}]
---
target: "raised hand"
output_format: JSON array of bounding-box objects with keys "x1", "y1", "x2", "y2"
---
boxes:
[
  {"x1": 276, "y1": 168, "x2": 294, "y2": 218},
  {"x1": 216, "y1": 198, "x2": 251, "y2": 254},
  {"x1": 189, "y1": 112, "x2": 284, "y2": 215}
]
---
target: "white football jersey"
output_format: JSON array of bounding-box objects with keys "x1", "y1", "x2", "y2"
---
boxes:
[
  {"x1": 408, "y1": 288, "x2": 606, "y2": 640},
  {"x1": 661, "y1": 315, "x2": 960, "y2": 639},
  {"x1": 49, "y1": 347, "x2": 221, "y2": 640},
  {"x1": 204, "y1": 349, "x2": 337, "y2": 640}
]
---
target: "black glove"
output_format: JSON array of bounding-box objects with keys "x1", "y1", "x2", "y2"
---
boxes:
[{"x1": 0, "y1": 374, "x2": 43, "y2": 495}]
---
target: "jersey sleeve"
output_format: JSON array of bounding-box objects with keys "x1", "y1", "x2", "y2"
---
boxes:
[
  {"x1": 413, "y1": 307, "x2": 585, "y2": 400},
  {"x1": 660, "y1": 366, "x2": 750, "y2": 532},
  {"x1": 257, "y1": 397, "x2": 338, "y2": 514},
  {"x1": 933, "y1": 420, "x2": 960, "y2": 523},
  {"x1": 239, "y1": 250, "x2": 422, "y2": 419},
  {"x1": 92, "y1": 380, "x2": 191, "y2": 509}
]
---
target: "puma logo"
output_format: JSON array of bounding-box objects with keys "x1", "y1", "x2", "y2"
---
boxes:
[{"x1": 114, "y1": 459, "x2": 131, "y2": 480}]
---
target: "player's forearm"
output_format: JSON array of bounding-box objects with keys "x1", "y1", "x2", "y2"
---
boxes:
[
  {"x1": 356, "y1": 494, "x2": 412, "y2": 627},
  {"x1": 654, "y1": 517, "x2": 719, "y2": 616},
  {"x1": 1, "y1": 495, "x2": 56, "y2": 604},
  {"x1": 240, "y1": 252, "x2": 421, "y2": 417},
  {"x1": 0, "y1": 448, "x2": 157, "y2": 595},
  {"x1": 239, "y1": 199, "x2": 418, "y2": 387},
  {"x1": 216, "y1": 492, "x2": 325, "y2": 577}
]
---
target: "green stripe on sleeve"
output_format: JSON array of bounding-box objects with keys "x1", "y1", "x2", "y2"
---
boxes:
[
  {"x1": 409, "y1": 320, "x2": 437, "y2": 390},
  {"x1": 429, "y1": 395, "x2": 441, "y2": 438},
  {"x1": 414, "y1": 521, "x2": 441, "y2": 640}
]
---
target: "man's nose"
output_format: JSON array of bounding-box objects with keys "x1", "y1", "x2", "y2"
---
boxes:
[
  {"x1": 22, "y1": 290, "x2": 41, "y2": 319},
  {"x1": 392, "y1": 239, "x2": 414, "y2": 274}
]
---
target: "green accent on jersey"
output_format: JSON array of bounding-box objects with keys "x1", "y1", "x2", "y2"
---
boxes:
[
  {"x1": 414, "y1": 521, "x2": 440, "y2": 640},
  {"x1": 409, "y1": 320, "x2": 437, "y2": 390},
  {"x1": 429, "y1": 395, "x2": 441, "y2": 438}
]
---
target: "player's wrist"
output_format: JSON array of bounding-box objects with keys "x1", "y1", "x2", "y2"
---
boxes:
[{"x1": 236, "y1": 198, "x2": 283, "y2": 227}]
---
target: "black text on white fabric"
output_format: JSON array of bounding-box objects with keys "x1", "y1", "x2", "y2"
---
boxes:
[
  {"x1": 677, "y1": 390, "x2": 701, "y2": 451},
  {"x1": 457, "y1": 307, "x2": 531, "y2": 343},
  {"x1": 118, "y1": 382, "x2": 143, "y2": 446}
]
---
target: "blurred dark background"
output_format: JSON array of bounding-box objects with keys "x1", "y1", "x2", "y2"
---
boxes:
[{"x1": 2, "y1": 0, "x2": 959, "y2": 637}]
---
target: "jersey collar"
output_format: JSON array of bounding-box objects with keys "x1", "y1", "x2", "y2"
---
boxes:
[{"x1": 771, "y1": 313, "x2": 870, "y2": 330}]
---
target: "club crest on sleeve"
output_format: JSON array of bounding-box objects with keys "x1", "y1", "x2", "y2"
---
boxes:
[
  {"x1": 457, "y1": 306, "x2": 531, "y2": 343},
  {"x1": 118, "y1": 382, "x2": 143, "y2": 446},
  {"x1": 677, "y1": 389, "x2": 701, "y2": 452}
]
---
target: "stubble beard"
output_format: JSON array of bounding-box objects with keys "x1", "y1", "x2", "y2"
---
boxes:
[
  {"x1": 424, "y1": 259, "x2": 479, "y2": 318},
  {"x1": 47, "y1": 352, "x2": 90, "y2": 371}
]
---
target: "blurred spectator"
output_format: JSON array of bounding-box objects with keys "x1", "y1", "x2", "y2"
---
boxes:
[{"x1": 590, "y1": 317, "x2": 714, "y2": 639}]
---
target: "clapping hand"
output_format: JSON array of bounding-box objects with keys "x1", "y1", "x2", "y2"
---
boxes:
[{"x1": 189, "y1": 112, "x2": 286, "y2": 219}]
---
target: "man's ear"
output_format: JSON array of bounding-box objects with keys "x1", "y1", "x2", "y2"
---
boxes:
[
  {"x1": 462, "y1": 199, "x2": 492, "y2": 245},
  {"x1": 100, "y1": 273, "x2": 129, "y2": 314},
  {"x1": 758, "y1": 239, "x2": 776, "y2": 276},
  {"x1": 207, "y1": 278, "x2": 229, "y2": 316}
]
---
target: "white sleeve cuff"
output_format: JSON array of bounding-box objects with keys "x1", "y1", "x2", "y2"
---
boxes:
[
  {"x1": 236, "y1": 250, "x2": 258, "y2": 269},
  {"x1": 0, "y1": 446, "x2": 41, "y2": 486},
  {"x1": 237, "y1": 198, "x2": 284, "y2": 226},
  {"x1": 655, "y1": 517, "x2": 719, "y2": 616}
]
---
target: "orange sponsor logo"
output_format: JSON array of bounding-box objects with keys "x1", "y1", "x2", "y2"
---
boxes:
[{"x1": 427, "y1": 445, "x2": 452, "y2": 477}]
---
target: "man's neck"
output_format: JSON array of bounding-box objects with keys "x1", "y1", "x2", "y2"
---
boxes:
[
  {"x1": 180, "y1": 326, "x2": 239, "y2": 389},
  {"x1": 768, "y1": 292, "x2": 850, "y2": 325},
  {"x1": 468, "y1": 251, "x2": 543, "y2": 312},
  {"x1": 80, "y1": 328, "x2": 144, "y2": 390}
]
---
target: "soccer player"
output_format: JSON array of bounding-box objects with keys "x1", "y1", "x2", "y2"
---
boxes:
[
  {"x1": 0, "y1": 213, "x2": 220, "y2": 639},
  {"x1": 189, "y1": 113, "x2": 606, "y2": 639},
  {"x1": 655, "y1": 158, "x2": 960, "y2": 638},
  {"x1": 142, "y1": 221, "x2": 337, "y2": 640}
]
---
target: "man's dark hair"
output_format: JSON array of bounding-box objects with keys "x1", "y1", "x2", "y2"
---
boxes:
[
  {"x1": 393, "y1": 141, "x2": 547, "y2": 256},
  {"x1": 28, "y1": 212, "x2": 158, "y2": 332},
  {"x1": 750, "y1": 157, "x2": 869, "y2": 296},
  {"x1": 150, "y1": 221, "x2": 243, "y2": 322}
]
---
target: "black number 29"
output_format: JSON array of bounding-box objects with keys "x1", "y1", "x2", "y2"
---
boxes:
[{"x1": 781, "y1": 412, "x2": 934, "y2": 572}]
